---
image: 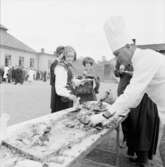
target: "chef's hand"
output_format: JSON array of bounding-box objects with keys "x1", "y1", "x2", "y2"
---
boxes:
[
  {"x1": 102, "y1": 111, "x2": 118, "y2": 127},
  {"x1": 88, "y1": 113, "x2": 107, "y2": 127}
]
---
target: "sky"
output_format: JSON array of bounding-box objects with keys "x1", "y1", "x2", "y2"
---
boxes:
[{"x1": 1, "y1": 0, "x2": 165, "y2": 61}]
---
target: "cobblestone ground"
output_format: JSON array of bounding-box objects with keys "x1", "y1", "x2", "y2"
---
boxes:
[
  {"x1": 81, "y1": 131, "x2": 163, "y2": 167},
  {"x1": 0, "y1": 81, "x2": 163, "y2": 167}
]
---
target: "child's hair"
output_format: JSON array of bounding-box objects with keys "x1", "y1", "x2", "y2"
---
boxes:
[
  {"x1": 62, "y1": 46, "x2": 77, "y2": 61},
  {"x1": 56, "y1": 46, "x2": 65, "y2": 56},
  {"x1": 82, "y1": 57, "x2": 95, "y2": 66}
]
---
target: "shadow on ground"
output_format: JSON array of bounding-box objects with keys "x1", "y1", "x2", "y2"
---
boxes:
[{"x1": 80, "y1": 131, "x2": 163, "y2": 167}]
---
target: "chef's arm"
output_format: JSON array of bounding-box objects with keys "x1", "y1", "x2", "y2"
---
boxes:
[
  {"x1": 104, "y1": 55, "x2": 160, "y2": 117},
  {"x1": 55, "y1": 65, "x2": 76, "y2": 100}
]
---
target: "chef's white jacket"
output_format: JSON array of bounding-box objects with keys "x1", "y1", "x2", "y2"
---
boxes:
[{"x1": 110, "y1": 48, "x2": 165, "y2": 124}]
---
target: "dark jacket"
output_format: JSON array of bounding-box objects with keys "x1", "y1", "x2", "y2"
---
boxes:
[
  {"x1": 50, "y1": 61, "x2": 73, "y2": 113},
  {"x1": 114, "y1": 61, "x2": 133, "y2": 96}
]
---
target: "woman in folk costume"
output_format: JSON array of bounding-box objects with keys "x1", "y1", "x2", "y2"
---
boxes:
[
  {"x1": 88, "y1": 16, "x2": 165, "y2": 167},
  {"x1": 114, "y1": 60, "x2": 159, "y2": 165},
  {"x1": 50, "y1": 46, "x2": 65, "y2": 113},
  {"x1": 75, "y1": 57, "x2": 100, "y2": 104},
  {"x1": 53, "y1": 46, "x2": 78, "y2": 112}
]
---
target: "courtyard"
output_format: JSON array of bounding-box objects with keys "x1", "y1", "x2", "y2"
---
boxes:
[{"x1": 0, "y1": 81, "x2": 117, "y2": 125}]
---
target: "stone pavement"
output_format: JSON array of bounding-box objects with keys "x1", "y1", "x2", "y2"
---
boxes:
[
  {"x1": 0, "y1": 81, "x2": 117, "y2": 125},
  {"x1": 79, "y1": 131, "x2": 163, "y2": 167}
]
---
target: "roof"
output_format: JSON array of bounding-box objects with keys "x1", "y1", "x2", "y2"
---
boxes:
[
  {"x1": 0, "y1": 25, "x2": 36, "y2": 53},
  {"x1": 37, "y1": 52, "x2": 54, "y2": 56},
  {"x1": 0, "y1": 24, "x2": 8, "y2": 31},
  {"x1": 138, "y1": 43, "x2": 165, "y2": 52}
]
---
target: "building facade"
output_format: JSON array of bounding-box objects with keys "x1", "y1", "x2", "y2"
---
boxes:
[
  {"x1": 37, "y1": 49, "x2": 55, "y2": 72},
  {"x1": 0, "y1": 25, "x2": 55, "y2": 72}
]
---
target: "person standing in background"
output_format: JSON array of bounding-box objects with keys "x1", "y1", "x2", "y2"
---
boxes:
[
  {"x1": 0, "y1": 67, "x2": 4, "y2": 84},
  {"x1": 114, "y1": 60, "x2": 133, "y2": 96},
  {"x1": 3, "y1": 65, "x2": 9, "y2": 82},
  {"x1": 27, "y1": 68, "x2": 35, "y2": 83}
]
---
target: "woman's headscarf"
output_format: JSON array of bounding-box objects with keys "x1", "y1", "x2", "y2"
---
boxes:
[{"x1": 63, "y1": 46, "x2": 77, "y2": 61}]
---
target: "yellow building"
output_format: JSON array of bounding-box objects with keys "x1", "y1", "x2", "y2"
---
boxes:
[{"x1": 0, "y1": 25, "x2": 55, "y2": 72}]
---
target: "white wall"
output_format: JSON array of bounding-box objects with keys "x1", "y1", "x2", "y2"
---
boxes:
[
  {"x1": 0, "y1": 47, "x2": 38, "y2": 70},
  {"x1": 0, "y1": 48, "x2": 5, "y2": 67},
  {"x1": 38, "y1": 53, "x2": 55, "y2": 72},
  {"x1": 0, "y1": 47, "x2": 56, "y2": 72}
]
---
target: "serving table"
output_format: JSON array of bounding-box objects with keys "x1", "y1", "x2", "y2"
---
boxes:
[{"x1": 0, "y1": 107, "x2": 128, "y2": 167}]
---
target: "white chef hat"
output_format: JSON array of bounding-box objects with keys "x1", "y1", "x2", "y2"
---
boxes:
[{"x1": 104, "y1": 16, "x2": 132, "y2": 52}]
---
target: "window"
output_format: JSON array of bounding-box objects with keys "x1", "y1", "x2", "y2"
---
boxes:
[
  {"x1": 30, "y1": 58, "x2": 34, "y2": 68},
  {"x1": 19, "y1": 56, "x2": 24, "y2": 67},
  {"x1": 5, "y1": 55, "x2": 12, "y2": 66}
]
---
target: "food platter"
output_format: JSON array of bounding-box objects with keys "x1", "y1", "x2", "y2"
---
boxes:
[
  {"x1": 5, "y1": 115, "x2": 93, "y2": 159},
  {"x1": 81, "y1": 101, "x2": 110, "y2": 112},
  {"x1": 0, "y1": 102, "x2": 124, "y2": 167},
  {"x1": 77, "y1": 101, "x2": 116, "y2": 124}
]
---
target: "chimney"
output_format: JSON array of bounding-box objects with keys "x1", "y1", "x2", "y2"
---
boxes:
[
  {"x1": 41, "y1": 48, "x2": 45, "y2": 53},
  {"x1": 0, "y1": 25, "x2": 8, "y2": 31},
  {"x1": 132, "y1": 39, "x2": 136, "y2": 45}
]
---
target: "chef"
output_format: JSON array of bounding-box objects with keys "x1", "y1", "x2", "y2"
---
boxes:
[{"x1": 89, "y1": 16, "x2": 165, "y2": 167}]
